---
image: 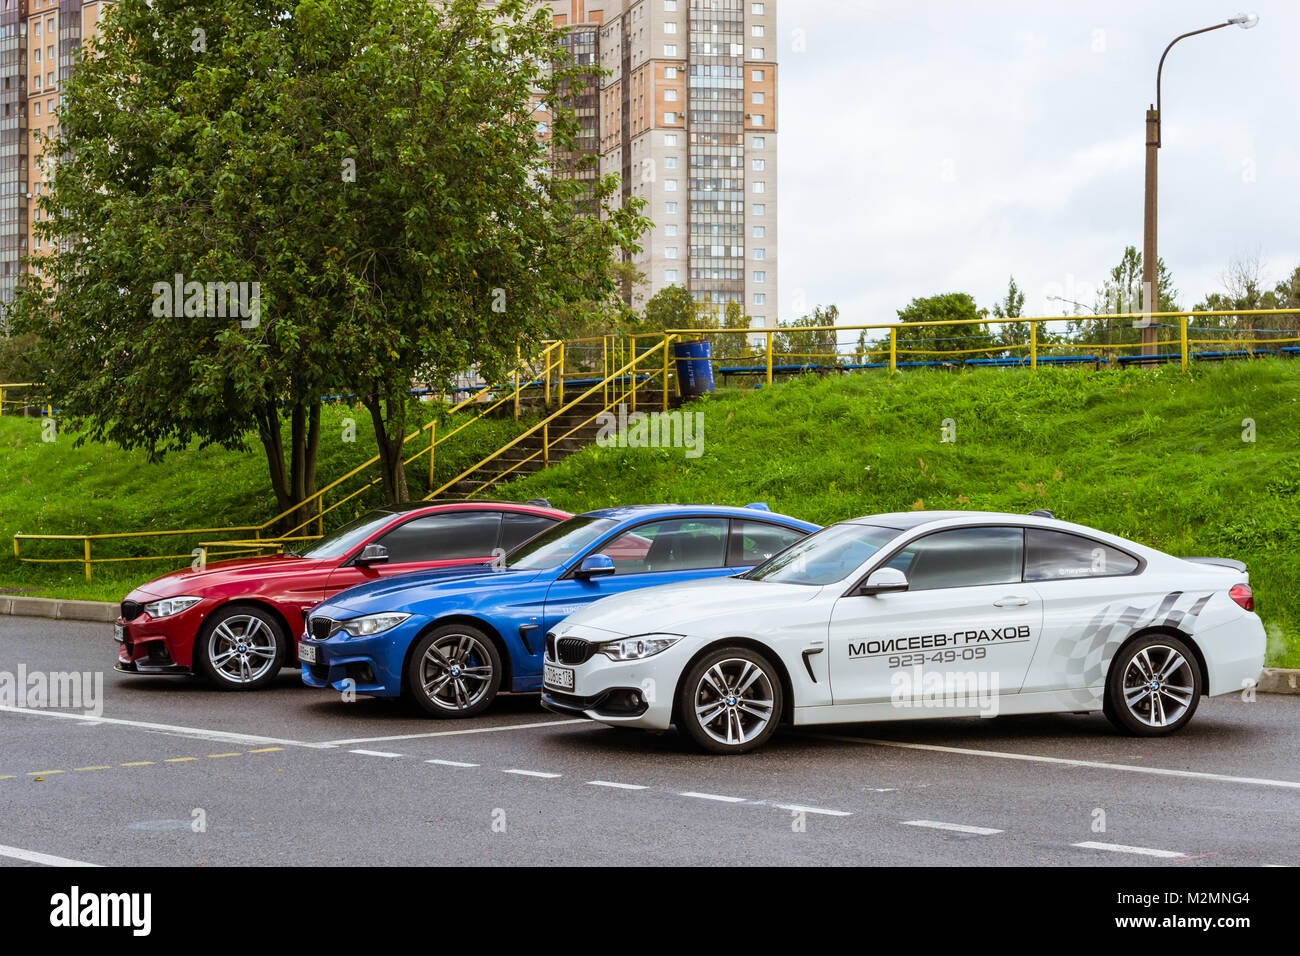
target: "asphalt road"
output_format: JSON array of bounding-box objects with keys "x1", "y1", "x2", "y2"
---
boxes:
[{"x1": 1, "y1": 615, "x2": 1297, "y2": 866}]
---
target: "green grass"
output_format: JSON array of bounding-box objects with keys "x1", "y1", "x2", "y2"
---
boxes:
[
  {"x1": 495, "y1": 361, "x2": 1300, "y2": 667},
  {"x1": 0, "y1": 401, "x2": 537, "y2": 601}
]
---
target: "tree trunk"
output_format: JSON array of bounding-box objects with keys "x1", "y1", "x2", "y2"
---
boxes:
[
  {"x1": 364, "y1": 389, "x2": 409, "y2": 504},
  {"x1": 255, "y1": 400, "x2": 295, "y2": 531}
]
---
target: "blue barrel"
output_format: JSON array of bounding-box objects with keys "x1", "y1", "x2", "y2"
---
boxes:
[{"x1": 673, "y1": 339, "x2": 715, "y2": 397}]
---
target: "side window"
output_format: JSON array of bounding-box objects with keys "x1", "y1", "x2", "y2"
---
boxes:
[
  {"x1": 888, "y1": 526, "x2": 1024, "y2": 591},
  {"x1": 375, "y1": 512, "x2": 501, "y2": 564},
  {"x1": 730, "y1": 519, "x2": 806, "y2": 567},
  {"x1": 501, "y1": 513, "x2": 560, "y2": 553},
  {"x1": 599, "y1": 517, "x2": 730, "y2": 574},
  {"x1": 1025, "y1": 529, "x2": 1139, "y2": 581}
]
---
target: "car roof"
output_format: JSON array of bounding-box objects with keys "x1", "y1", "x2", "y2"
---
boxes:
[
  {"x1": 579, "y1": 503, "x2": 817, "y2": 528},
  {"x1": 843, "y1": 510, "x2": 1033, "y2": 530},
  {"x1": 376, "y1": 500, "x2": 568, "y2": 516}
]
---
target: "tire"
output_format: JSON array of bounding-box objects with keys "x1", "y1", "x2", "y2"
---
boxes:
[
  {"x1": 405, "y1": 624, "x2": 503, "y2": 718},
  {"x1": 676, "y1": 646, "x2": 784, "y2": 755},
  {"x1": 194, "y1": 605, "x2": 285, "y2": 691},
  {"x1": 1103, "y1": 633, "x2": 1201, "y2": 736}
]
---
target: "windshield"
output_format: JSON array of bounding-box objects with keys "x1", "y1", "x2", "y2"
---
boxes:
[
  {"x1": 504, "y1": 516, "x2": 618, "y2": 572},
  {"x1": 744, "y1": 523, "x2": 903, "y2": 586},
  {"x1": 299, "y1": 511, "x2": 397, "y2": 560}
]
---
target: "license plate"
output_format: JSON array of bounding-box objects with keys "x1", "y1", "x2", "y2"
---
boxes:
[
  {"x1": 298, "y1": 642, "x2": 317, "y2": 664},
  {"x1": 113, "y1": 624, "x2": 125, "y2": 643},
  {"x1": 543, "y1": 663, "x2": 573, "y2": 690}
]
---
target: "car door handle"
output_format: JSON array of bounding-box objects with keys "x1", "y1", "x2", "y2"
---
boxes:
[{"x1": 993, "y1": 596, "x2": 1030, "y2": 607}]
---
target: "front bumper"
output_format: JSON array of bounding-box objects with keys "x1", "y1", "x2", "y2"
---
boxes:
[
  {"x1": 115, "y1": 598, "x2": 216, "y2": 674},
  {"x1": 539, "y1": 627, "x2": 688, "y2": 730},
  {"x1": 297, "y1": 620, "x2": 425, "y2": 697}
]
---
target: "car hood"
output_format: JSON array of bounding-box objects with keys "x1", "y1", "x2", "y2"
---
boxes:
[
  {"x1": 124, "y1": 553, "x2": 325, "y2": 601},
  {"x1": 316, "y1": 565, "x2": 547, "y2": 616},
  {"x1": 560, "y1": 576, "x2": 824, "y2": 634}
]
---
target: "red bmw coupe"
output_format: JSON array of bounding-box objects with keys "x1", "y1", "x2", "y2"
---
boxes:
[{"x1": 114, "y1": 500, "x2": 568, "y2": 689}]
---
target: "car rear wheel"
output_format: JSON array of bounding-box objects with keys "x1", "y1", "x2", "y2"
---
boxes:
[
  {"x1": 677, "y1": 646, "x2": 783, "y2": 755},
  {"x1": 406, "y1": 624, "x2": 502, "y2": 718},
  {"x1": 195, "y1": 606, "x2": 285, "y2": 691},
  {"x1": 1104, "y1": 634, "x2": 1201, "y2": 736}
]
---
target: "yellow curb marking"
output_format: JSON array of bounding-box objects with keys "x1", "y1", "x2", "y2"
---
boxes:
[
  {"x1": 247, "y1": 747, "x2": 283, "y2": 753},
  {"x1": 165, "y1": 757, "x2": 199, "y2": 763},
  {"x1": 73, "y1": 766, "x2": 112, "y2": 772},
  {"x1": 206, "y1": 753, "x2": 240, "y2": 758},
  {"x1": 119, "y1": 761, "x2": 154, "y2": 767},
  {"x1": 5, "y1": 747, "x2": 286, "y2": 779},
  {"x1": 28, "y1": 770, "x2": 64, "y2": 775}
]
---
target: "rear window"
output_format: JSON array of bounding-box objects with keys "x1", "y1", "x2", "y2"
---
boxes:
[{"x1": 1025, "y1": 529, "x2": 1139, "y2": 581}]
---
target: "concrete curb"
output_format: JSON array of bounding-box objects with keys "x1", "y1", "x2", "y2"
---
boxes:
[
  {"x1": 0, "y1": 597, "x2": 1298, "y2": 694},
  {"x1": 0, "y1": 595, "x2": 118, "y2": 623}
]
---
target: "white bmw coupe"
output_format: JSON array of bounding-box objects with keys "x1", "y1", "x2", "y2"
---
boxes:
[{"x1": 540, "y1": 511, "x2": 1265, "y2": 754}]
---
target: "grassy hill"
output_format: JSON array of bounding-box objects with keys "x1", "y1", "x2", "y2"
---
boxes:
[
  {"x1": 495, "y1": 360, "x2": 1300, "y2": 667},
  {"x1": 3, "y1": 360, "x2": 1296, "y2": 666},
  {"x1": 0, "y1": 401, "x2": 535, "y2": 601}
]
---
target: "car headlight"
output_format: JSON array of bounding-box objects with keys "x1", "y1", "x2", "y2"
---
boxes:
[
  {"x1": 598, "y1": 633, "x2": 682, "y2": 661},
  {"x1": 143, "y1": 596, "x2": 203, "y2": 618},
  {"x1": 338, "y1": 613, "x2": 411, "y2": 638}
]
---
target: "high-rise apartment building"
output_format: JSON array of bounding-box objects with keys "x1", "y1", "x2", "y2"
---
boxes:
[
  {"x1": 0, "y1": 0, "x2": 110, "y2": 307},
  {"x1": 543, "y1": 0, "x2": 778, "y2": 328}
]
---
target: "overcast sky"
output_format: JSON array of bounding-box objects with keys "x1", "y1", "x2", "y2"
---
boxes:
[{"x1": 776, "y1": 0, "x2": 1298, "y2": 325}]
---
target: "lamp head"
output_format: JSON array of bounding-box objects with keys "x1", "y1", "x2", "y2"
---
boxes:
[{"x1": 1228, "y1": 12, "x2": 1260, "y2": 29}]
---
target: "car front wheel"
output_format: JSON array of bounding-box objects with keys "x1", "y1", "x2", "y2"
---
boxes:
[
  {"x1": 406, "y1": 624, "x2": 502, "y2": 718},
  {"x1": 195, "y1": 606, "x2": 285, "y2": 690},
  {"x1": 677, "y1": 646, "x2": 783, "y2": 754},
  {"x1": 1104, "y1": 634, "x2": 1201, "y2": 736}
]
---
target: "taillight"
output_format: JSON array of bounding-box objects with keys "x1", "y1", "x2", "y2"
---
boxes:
[{"x1": 1229, "y1": 584, "x2": 1254, "y2": 612}]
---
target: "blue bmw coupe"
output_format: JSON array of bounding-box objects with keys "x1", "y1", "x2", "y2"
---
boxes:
[{"x1": 298, "y1": 504, "x2": 818, "y2": 716}]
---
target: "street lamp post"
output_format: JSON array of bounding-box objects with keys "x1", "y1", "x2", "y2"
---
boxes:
[{"x1": 1140, "y1": 13, "x2": 1259, "y2": 357}]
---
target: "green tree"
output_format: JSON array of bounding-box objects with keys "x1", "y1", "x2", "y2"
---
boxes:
[
  {"x1": 989, "y1": 275, "x2": 1029, "y2": 357},
  {"x1": 14, "y1": 0, "x2": 646, "y2": 512},
  {"x1": 1068, "y1": 246, "x2": 1179, "y2": 350},
  {"x1": 642, "y1": 284, "x2": 699, "y2": 332},
  {"x1": 775, "y1": 304, "x2": 842, "y2": 367},
  {"x1": 892, "y1": 293, "x2": 988, "y2": 360}
]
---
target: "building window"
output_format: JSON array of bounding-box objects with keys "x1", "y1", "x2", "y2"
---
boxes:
[
  {"x1": 751, "y1": 181, "x2": 765, "y2": 193},
  {"x1": 664, "y1": 112, "x2": 677, "y2": 124},
  {"x1": 664, "y1": 0, "x2": 677, "y2": 9},
  {"x1": 753, "y1": 271, "x2": 766, "y2": 283},
  {"x1": 666, "y1": 247, "x2": 678, "y2": 259},
  {"x1": 666, "y1": 269, "x2": 679, "y2": 282},
  {"x1": 664, "y1": 22, "x2": 676, "y2": 34},
  {"x1": 33, "y1": 101, "x2": 39, "y2": 115},
  {"x1": 752, "y1": 225, "x2": 766, "y2": 238},
  {"x1": 751, "y1": 136, "x2": 766, "y2": 149},
  {"x1": 752, "y1": 92, "x2": 765, "y2": 104},
  {"x1": 664, "y1": 157, "x2": 678, "y2": 169},
  {"x1": 751, "y1": 25, "x2": 765, "y2": 37},
  {"x1": 665, "y1": 202, "x2": 678, "y2": 213},
  {"x1": 751, "y1": 48, "x2": 765, "y2": 58},
  {"x1": 664, "y1": 44, "x2": 677, "y2": 56},
  {"x1": 753, "y1": 293, "x2": 766, "y2": 305},
  {"x1": 753, "y1": 249, "x2": 766, "y2": 260},
  {"x1": 751, "y1": 158, "x2": 765, "y2": 171},
  {"x1": 664, "y1": 89, "x2": 677, "y2": 102},
  {"x1": 752, "y1": 3, "x2": 766, "y2": 12},
  {"x1": 664, "y1": 133, "x2": 678, "y2": 146},
  {"x1": 665, "y1": 180, "x2": 678, "y2": 192},
  {"x1": 750, "y1": 114, "x2": 766, "y2": 125},
  {"x1": 752, "y1": 69, "x2": 764, "y2": 81},
  {"x1": 664, "y1": 66, "x2": 677, "y2": 79},
  {"x1": 665, "y1": 224, "x2": 678, "y2": 237},
  {"x1": 752, "y1": 204, "x2": 766, "y2": 215}
]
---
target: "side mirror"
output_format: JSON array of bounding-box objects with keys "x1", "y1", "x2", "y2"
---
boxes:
[
  {"x1": 859, "y1": 567, "x2": 908, "y2": 595},
  {"x1": 355, "y1": 543, "x2": 390, "y2": 566},
  {"x1": 574, "y1": 554, "x2": 616, "y2": 580}
]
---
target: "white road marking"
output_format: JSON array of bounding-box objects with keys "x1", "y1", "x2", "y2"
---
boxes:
[
  {"x1": 503, "y1": 769, "x2": 562, "y2": 778},
  {"x1": 0, "y1": 843, "x2": 101, "y2": 867},
  {"x1": 0, "y1": 704, "x2": 331, "y2": 749},
  {"x1": 427, "y1": 759, "x2": 479, "y2": 768},
  {"x1": 679, "y1": 791, "x2": 747, "y2": 803},
  {"x1": 587, "y1": 780, "x2": 649, "y2": 790},
  {"x1": 349, "y1": 749, "x2": 402, "y2": 758},
  {"x1": 772, "y1": 803, "x2": 853, "y2": 817},
  {"x1": 806, "y1": 733, "x2": 1300, "y2": 791},
  {"x1": 902, "y1": 819, "x2": 1003, "y2": 835},
  {"x1": 1072, "y1": 841, "x2": 1186, "y2": 859},
  {"x1": 317, "y1": 719, "x2": 583, "y2": 746}
]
